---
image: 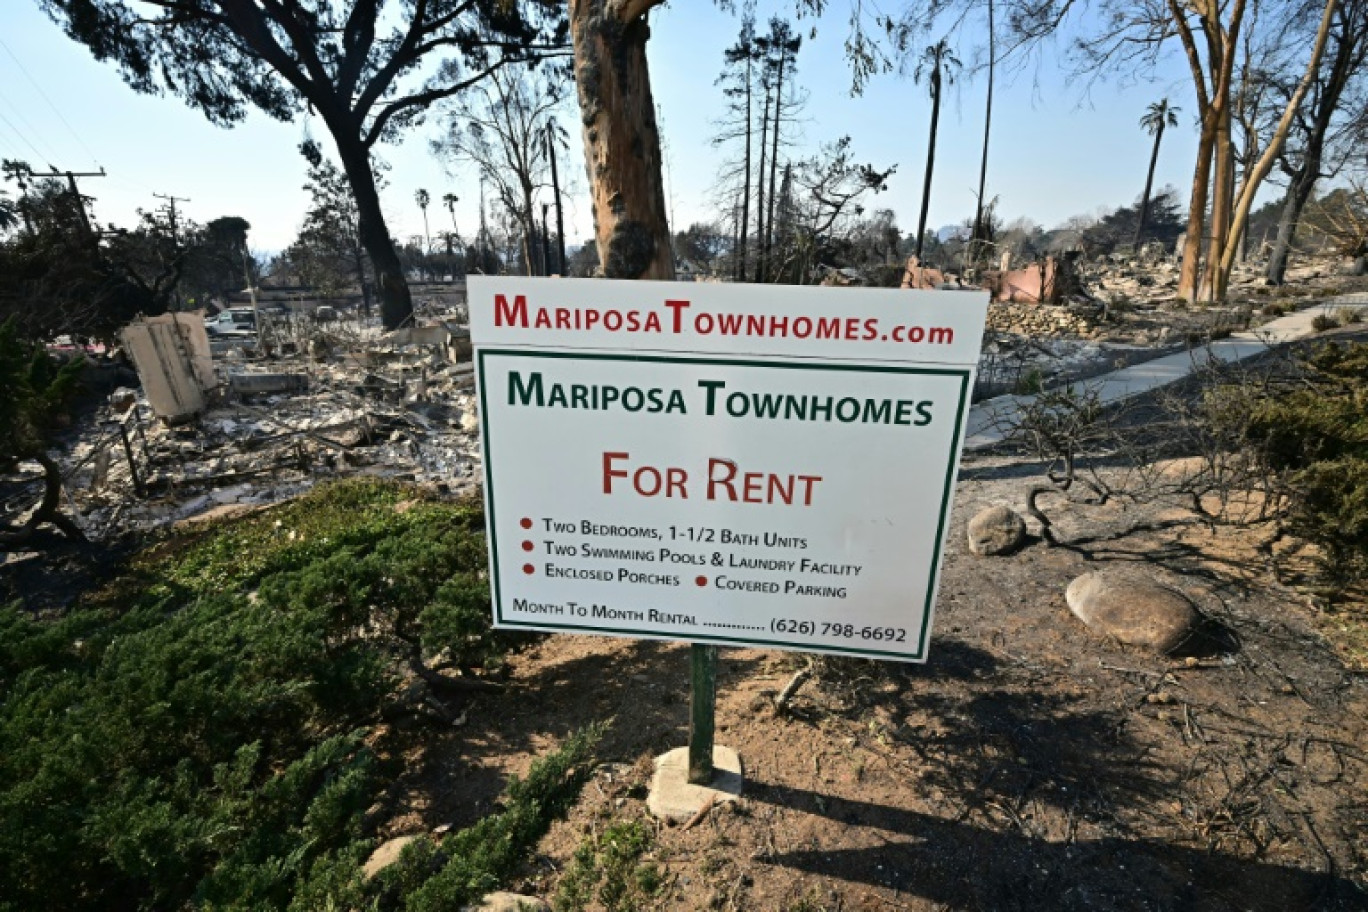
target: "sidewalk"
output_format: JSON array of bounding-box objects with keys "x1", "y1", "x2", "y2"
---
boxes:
[{"x1": 963, "y1": 293, "x2": 1368, "y2": 450}]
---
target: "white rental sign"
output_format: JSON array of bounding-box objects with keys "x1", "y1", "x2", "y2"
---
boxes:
[{"x1": 470, "y1": 277, "x2": 988, "y2": 661}]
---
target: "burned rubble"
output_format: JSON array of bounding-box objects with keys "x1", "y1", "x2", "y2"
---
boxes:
[
  {"x1": 9, "y1": 255, "x2": 1364, "y2": 544},
  {"x1": 41, "y1": 305, "x2": 481, "y2": 541},
  {"x1": 896, "y1": 249, "x2": 1365, "y2": 399}
]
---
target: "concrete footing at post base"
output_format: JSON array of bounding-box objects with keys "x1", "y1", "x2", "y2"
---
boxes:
[{"x1": 646, "y1": 746, "x2": 743, "y2": 823}]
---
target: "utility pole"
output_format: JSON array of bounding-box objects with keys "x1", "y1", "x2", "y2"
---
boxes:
[
  {"x1": 48, "y1": 166, "x2": 106, "y2": 238},
  {"x1": 5, "y1": 164, "x2": 106, "y2": 236},
  {"x1": 153, "y1": 192, "x2": 189, "y2": 246},
  {"x1": 153, "y1": 192, "x2": 189, "y2": 310}
]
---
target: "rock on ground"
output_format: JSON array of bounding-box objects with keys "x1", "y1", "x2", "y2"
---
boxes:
[
  {"x1": 462, "y1": 893, "x2": 550, "y2": 912},
  {"x1": 1065, "y1": 570, "x2": 1200, "y2": 653},
  {"x1": 361, "y1": 834, "x2": 419, "y2": 880},
  {"x1": 967, "y1": 505, "x2": 1027, "y2": 556}
]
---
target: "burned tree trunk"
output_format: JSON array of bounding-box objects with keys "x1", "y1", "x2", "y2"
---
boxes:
[
  {"x1": 1178, "y1": 118, "x2": 1216, "y2": 302},
  {"x1": 570, "y1": 0, "x2": 675, "y2": 280},
  {"x1": 1267, "y1": 167, "x2": 1323, "y2": 285},
  {"x1": 1201, "y1": 102, "x2": 1236, "y2": 302},
  {"x1": 0, "y1": 455, "x2": 85, "y2": 548},
  {"x1": 737, "y1": 54, "x2": 753, "y2": 282},
  {"x1": 1266, "y1": 0, "x2": 1366, "y2": 284}
]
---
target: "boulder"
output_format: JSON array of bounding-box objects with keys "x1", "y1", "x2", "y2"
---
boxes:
[
  {"x1": 1065, "y1": 571, "x2": 1200, "y2": 653},
  {"x1": 967, "y1": 505, "x2": 1027, "y2": 556},
  {"x1": 462, "y1": 893, "x2": 550, "y2": 912}
]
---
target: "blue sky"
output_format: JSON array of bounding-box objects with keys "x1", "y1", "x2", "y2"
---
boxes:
[{"x1": 0, "y1": 1, "x2": 1205, "y2": 255}]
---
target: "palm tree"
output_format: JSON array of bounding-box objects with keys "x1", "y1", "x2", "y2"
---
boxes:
[
  {"x1": 971, "y1": 0, "x2": 995, "y2": 254},
  {"x1": 414, "y1": 188, "x2": 432, "y2": 281},
  {"x1": 914, "y1": 39, "x2": 959, "y2": 261},
  {"x1": 1134, "y1": 99, "x2": 1180, "y2": 247},
  {"x1": 442, "y1": 193, "x2": 460, "y2": 241},
  {"x1": 442, "y1": 193, "x2": 461, "y2": 280},
  {"x1": 415, "y1": 187, "x2": 432, "y2": 250}
]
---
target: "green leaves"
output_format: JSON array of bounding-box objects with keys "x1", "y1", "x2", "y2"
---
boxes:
[
  {"x1": 0, "y1": 480, "x2": 566, "y2": 910},
  {"x1": 0, "y1": 317, "x2": 83, "y2": 464},
  {"x1": 1237, "y1": 341, "x2": 1368, "y2": 586}
]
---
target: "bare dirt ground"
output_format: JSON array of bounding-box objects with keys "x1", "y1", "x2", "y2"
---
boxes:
[{"x1": 371, "y1": 444, "x2": 1368, "y2": 911}]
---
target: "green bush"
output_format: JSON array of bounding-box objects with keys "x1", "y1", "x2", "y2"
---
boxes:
[
  {"x1": 394, "y1": 724, "x2": 603, "y2": 912},
  {"x1": 1288, "y1": 458, "x2": 1368, "y2": 585},
  {"x1": 1013, "y1": 367, "x2": 1045, "y2": 396},
  {"x1": 0, "y1": 317, "x2": 85, "y2": 541},
  {"x1": 553, "y1": 819, "x2": 660, "y2": 912},
  {"x1": 1239, "y1": 342, "x2": 1368, "y2": 586},
  {"x1": 0, "y1": 480, "x2": 572, "y2": 911}
]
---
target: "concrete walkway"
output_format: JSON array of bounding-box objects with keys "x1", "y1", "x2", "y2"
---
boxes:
[{"x1": 964, "y1": 293, "x2": 1368, "y2": 450}]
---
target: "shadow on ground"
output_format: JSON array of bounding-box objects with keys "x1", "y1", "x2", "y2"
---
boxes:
[{"x1": 751, "y1": 783, "x2": 1360, "y2": 911}]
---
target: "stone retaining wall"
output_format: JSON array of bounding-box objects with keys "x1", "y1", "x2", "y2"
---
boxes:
[{"x1": 986, "y1": 302, "x2": 1100, "y2": 336}]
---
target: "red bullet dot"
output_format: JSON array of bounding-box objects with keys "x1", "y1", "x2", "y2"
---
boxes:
[
  {"x1": 520, "y1": 517, "x2": 533, "y2": 529},
  {"x1": 521, "y1": 540, "x2": 534, "y2": 552},
  {"x1": 695, "y1": 575, "x2": 708, "y2": 587},
  {"x1": 523, "y1": 563, "x2": 535, "y2": 575}
]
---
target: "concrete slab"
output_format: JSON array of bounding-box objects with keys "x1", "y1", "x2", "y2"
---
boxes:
[
  {"x1": 647, "y1": 746, "x2": 743, "y2": 823},
  {"x1": 964, "y1": 299, "x2": 1364, "y2": 450}
]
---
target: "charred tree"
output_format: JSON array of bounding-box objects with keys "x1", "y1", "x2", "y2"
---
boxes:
[{"x1": 1267, "y1": 0, "x2": 1368, "y2": 284}]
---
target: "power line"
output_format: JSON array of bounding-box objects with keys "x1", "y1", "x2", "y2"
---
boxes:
[
  {"x1": 0, "y1": 34, "x2": 103, "y2": 170},
  {"x1": 0, "y1": 108, "x2": 51, "y2": 165},
  {"x1": 0, "y1": 86, "x2": 63, "y2": 165}
]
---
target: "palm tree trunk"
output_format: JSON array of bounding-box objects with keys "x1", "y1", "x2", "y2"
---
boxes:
[
  {"x1": 915, "y1": 66, "x2": 942, "y2": 262},
  {"x1": 1133, "y1": 122, "x2": 1165, "y2": 248},
  {"x1": 972, "y1": 0, "x2": 995, "y2": 248}
]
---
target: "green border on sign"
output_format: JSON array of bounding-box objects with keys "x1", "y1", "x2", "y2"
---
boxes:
[{"x1": 478, "y1": 348, "x2": 970, "y2": 661}]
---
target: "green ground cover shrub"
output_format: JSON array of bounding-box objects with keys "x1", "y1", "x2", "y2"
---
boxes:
[
  {"x1": 553, "y1": 819, "x2": 661, "y2": 912},
  {"x1": 0, "y1": 480, "x2": 589, "y2": 911},
  {"x1": 1242, "y1": 342, "x2": 1368, "y2": 586}
]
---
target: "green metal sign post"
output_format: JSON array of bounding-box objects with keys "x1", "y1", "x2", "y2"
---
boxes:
[{"x1": 688, "y1": 644, "x2": 717, "y2": 784}]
